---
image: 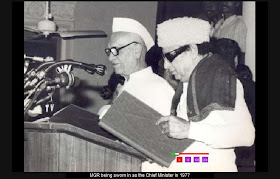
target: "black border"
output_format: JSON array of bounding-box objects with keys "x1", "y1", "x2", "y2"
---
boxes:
[
  {"x1": 12, "y1": 0, "x2": 24, "y2": 172},
  {"x1": 255, "y1": 0, "x2": 269, "y2": 173},
  {"x1": 5, "y1": 0, "x2": 13, "y2": 176}
]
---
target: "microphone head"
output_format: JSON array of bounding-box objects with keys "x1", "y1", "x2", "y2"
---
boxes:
[
  {"x1": 95, "y1": 64, "x2": 106, "y2": 76},
  {"x1": 46, "y1": 72, "x2": 80, "y2": 89},
  {"x1": 59, "y1": 72, "x2": 81, "y2": 88},
  {"x1": 59, "y1": 72, "x2": 71, "y2": 87}
]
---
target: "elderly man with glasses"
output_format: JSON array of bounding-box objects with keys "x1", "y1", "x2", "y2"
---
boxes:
[
  {"x1": 98, "y1": 17, "x2": 174, "y2": 122},
  {"x1": 141, "y1": 17, "x2": 255, "y2": 172}
]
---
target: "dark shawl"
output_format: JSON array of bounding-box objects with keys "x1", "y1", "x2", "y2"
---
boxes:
[{"x1": 187, "y1": 54, "x2": 237, "y2": 122}]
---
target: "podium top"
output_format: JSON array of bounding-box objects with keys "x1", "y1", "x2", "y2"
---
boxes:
[{"x1": 24, "y1": 104, "x2": 146, "y2": 160}]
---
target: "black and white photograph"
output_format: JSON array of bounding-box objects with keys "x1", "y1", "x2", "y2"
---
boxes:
[{"x1": 23, "y1": 1, "x2": 259, "y2": 174}]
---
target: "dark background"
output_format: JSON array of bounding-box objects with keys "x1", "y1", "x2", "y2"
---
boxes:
[{"x1": 156, "y1": 1, "x2": 242, "y2": 24}]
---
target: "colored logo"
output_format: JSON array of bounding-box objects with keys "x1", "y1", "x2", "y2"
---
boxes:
[
  {"x1": 202, "y1": 157, "x2": 208, "y2": 162},
  {"x1": 172, "y1": 153, "x2": 209, "y2": 163},
  {"x1": 194, "y1": 157, "x2": 200, "y2": 162},
  {"x1": 176, "y1": 157, "x2": 183, "y2": 162},
  {"x1": 185, "y1": 157, "x2": 191, "y2": 163}
]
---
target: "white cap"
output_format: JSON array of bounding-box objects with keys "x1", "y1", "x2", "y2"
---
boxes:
[
  {"x1": 112, "y1": 17, "x2": 155, "y2": 51},
  {"x1": 157, "y1": 17, "x2": 211, "y2": 48}
]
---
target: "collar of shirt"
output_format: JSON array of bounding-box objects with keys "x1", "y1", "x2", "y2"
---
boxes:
[
  {"x1": 128, "y1": 66, "x2": 153, "y2": 82},
  {"x1": 115, "y1": 67, "x2": 153, "y2": 99},
  {"x1": 219, "y1": 14, "x2": 238, "y2": 29}
]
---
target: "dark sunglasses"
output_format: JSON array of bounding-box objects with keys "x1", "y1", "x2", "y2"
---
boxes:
[
  {"x1": 105, "y1": 41, "x2": 139, "y2": 56},
  {"x1": 163, "y1": 44, "x2": 190, "y2": 62}
]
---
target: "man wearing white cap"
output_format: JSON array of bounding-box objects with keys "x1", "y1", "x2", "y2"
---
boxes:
[
  {"x1": 98, "y1": 17, "x2": 174, "y2": 120},
  {"x1": 142, "y1": 17, "x2": 255, "y2": 172}
]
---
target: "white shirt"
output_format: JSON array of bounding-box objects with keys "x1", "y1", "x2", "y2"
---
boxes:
[
  {"x1": 98, "y1": 67, "x2": 175, "y2": 117},
  {"x1": 209, "y1": 19, "x2": 224, "y2": 37},
  {"x1": 213, "y1": 15, "x2": 247, "y2": 53},
  {"x1": 142, "y1": 79, "x2": 255, "y2": 172}
]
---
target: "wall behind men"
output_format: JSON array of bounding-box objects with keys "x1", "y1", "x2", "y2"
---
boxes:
[{"x1": 60, "y1": 1, "x2": 158, "y2": 114}]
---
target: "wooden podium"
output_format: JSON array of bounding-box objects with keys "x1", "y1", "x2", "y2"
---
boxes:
[{"x1": 24, "y1": 105, "x2": 146, "y2": 172}]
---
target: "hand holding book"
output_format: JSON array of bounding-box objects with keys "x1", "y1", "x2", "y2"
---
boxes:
[{"x1": 156, "y1": 115, "x2": 190, "y2": 139}]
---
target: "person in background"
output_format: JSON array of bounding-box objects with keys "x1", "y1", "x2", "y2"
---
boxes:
[
  {"x1": 142, "y1": 17, "x2": 255, "y2": 172},
  {"x1": 100, "y1": 72, "x2": 125, "y2": 101},
  {"x1": 145, "y1": 44, "x2": 180, "y2": 91},
  {"x1": 198, "y1": 1, "x2": 224, "y2": 37},
  {"x1": 145, "y1": 44, "x2": 163, "y2": 74},
  {"x1": 213, "y1": 1, "x2": 247, "y2": 65},
  {"x1": 98, "y1": 17, "x2": 174, "y2": 120},
  {"x1": 213, "y1": 37, "x2": 241, "y2": 69}
]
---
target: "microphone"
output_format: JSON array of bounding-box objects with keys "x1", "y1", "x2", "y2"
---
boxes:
[
  {"x1": 39, "y1": 59, "x2": 107, "y2": 77},
  {"x1": 79, "y1": 63, "x2": 106, "y2": 76},
  {"x1": 46, "y1": 72, "x2": 80, "y2": 89},
  {"x1": 24, "y1": 70, "x2": 46, "y2": 89},
  {"x1": 24, "y1": 54, "x2": 54, "y2": 62}
]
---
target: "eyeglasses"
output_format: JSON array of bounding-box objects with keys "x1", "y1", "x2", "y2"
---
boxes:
[
  {"x1": 163, "y1": 44, "x2": 190, "y2": 62},
  {"x1": 105, "y1": 41, "x2": 139, "y2": 56}
]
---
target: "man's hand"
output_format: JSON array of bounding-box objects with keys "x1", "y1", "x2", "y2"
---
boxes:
[{"x1": 156, "y1": 115, "x2": 190, "y2": 139}]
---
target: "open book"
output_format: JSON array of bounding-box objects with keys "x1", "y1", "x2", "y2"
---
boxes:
[{"x1": 99, "y1": 91, "x2": 194, "y2": 167}]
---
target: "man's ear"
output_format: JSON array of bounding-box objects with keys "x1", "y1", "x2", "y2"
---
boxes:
[
  {"x1": 134, "y1": 43, "x2": 143, "y2": 59},
  {"x1": 189, "y1": 44, "x2": 198, "y2": 59}
]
